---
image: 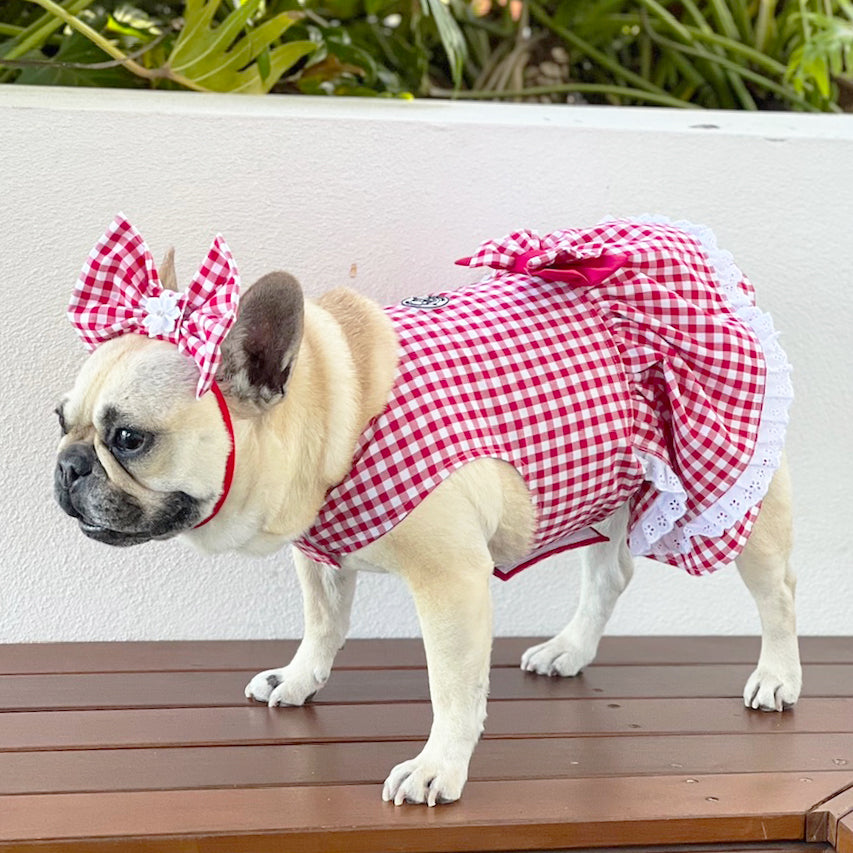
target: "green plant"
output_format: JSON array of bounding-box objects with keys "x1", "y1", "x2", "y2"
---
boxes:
[
  {"x1": 432, "y1": 0, "x2": 852, "y2": 110},
  {"x1": 1, "y1": 0, "x2": 852, "y2": 108},
  {"x1": 785, "y1": 0, "x2": 853, "y2": 99},
  {"x1": 0, "y1": 0, "x2": 316, "y2": 92}
]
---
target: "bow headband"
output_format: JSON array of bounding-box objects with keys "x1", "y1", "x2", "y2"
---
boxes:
[{"x1": 69, "y1": 214, "x2": 240, "y2": 398}]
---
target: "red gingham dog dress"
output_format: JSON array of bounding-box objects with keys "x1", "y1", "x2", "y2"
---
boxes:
[{"x1": 295, "y1": 218, "x2": 792, "y2": 578}]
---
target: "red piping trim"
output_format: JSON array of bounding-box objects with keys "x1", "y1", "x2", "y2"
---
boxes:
[
  {"x1": 492, "y1": 529, "x2": 609, "y2": 581},
  {"x1": 193, "y1": 381, "x2": 235, "y2": 529}
]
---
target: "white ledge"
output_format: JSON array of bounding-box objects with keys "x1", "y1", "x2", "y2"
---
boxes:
[
  {"x1": 2, "y1": 82, "x2": 851, "y2": 641},
  {"x1": 3, "y1": 85, "x2": 852, "y2": 139}
]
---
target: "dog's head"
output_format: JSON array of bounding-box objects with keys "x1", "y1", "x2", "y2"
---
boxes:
[{"x1": 54, "y1": 266, "x2": 304, "y2": 547}]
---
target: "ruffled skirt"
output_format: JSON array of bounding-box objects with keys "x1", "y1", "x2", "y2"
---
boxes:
[{"x1": 461, "y1": 217, "x2": 792, "y2": 575}]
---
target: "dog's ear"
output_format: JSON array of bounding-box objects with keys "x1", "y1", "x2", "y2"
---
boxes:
[
  {"x1": 159, "y1": 248, "x2": 179, "y2": 291},
  {"x1": 217, "y1": 272, "x2": 304, "y2": 407}
]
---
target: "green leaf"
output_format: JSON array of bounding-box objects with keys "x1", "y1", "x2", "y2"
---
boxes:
[
  {"x1": 150, "y1": 0, "x2": 315, "y2": 92},
  {"x1": 168, "y1": 0, "x2": 221, "y2": 69},
  {"x1": 326, "y1": 35, "x2": 379, "y2": 84},
  {"x1": 0, "y1": 2, "x2": 45, "y2": 29},
  {"x1": 811, "y1": 57, "x2": 831, "y2": 96},
  {"x1": 637, "y1": 0, "x2": 691, "y2": 43},
  {"x1": 170, "y1": 0, "x2": 263, "y2": 74},
  {"x1": 13, "y1": 25, "x2": 141, "y2": 87},
  {"x1": 106, "y1": 4, "x2": 163, "y2": 41},
  {"x1": 204, "y1": 39, "x2": 317, "y2": 92},
  {"x1": 363, "y1": 0, "x2": 398, "y2": 17},
  {"x1": 0, "y1": 0, "x2": 95, "y2": 63},
  {"x1": 420, "y1": 0, "x2": 466, "y2": 87},
  {"x1": 188, "y1": 13, "x2": 303, "y2": 83},
  {"x1": 257, "y1": 44, "x2": 271, "y2": 79},
  {"x1": 785, "y1": 12, "x2": 853, "y2": 103}
]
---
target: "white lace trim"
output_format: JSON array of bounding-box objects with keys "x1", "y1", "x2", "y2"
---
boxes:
[{"x1": 623, "y1": 215, "x2": 794, "y2": 562}]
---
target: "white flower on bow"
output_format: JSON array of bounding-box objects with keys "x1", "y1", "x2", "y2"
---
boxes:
[{"x1": 142, "y1": 290, "x2": 182, "y2": 337}]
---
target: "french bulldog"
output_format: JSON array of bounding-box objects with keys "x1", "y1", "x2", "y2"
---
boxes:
[{"x1": 55, "y1": 219, "x2": 802, "y2": 806}]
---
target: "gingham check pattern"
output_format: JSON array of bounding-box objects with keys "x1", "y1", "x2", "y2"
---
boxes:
[
  {"x1": 69, "y1": 215, "x2": 240, "y2": 398},
  {"x1": 455, "y1": 228, "x2": 626, "y2": 286},
  {"x1": 295, "y1": 220, "x2": 770, "y2": 578}
]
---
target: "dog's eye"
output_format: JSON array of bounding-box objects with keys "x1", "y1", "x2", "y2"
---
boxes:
[
  {"x1": 113, "y1": 428, "x2": 146, "y2": 453},
  {"x1": 55, "y1": 407, "x2": 67, "y2": 435}
]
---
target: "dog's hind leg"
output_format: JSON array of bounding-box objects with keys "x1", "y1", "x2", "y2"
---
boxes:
[
  {"x1": 738, "y1": 456, "x2": 802, "y2": 711},
  {"x1": 522, "y1": 502, "x2": 633, "y2": 677},
  {"x1": 245, "y1": 549, "x2": 356, "y2": 706}
]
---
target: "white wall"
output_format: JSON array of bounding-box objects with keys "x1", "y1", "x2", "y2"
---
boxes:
[{"x1": 1, "y1": 87, "x2": 851, "y2": 642}]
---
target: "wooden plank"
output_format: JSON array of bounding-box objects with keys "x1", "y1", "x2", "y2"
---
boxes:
[
  {"x1": 806, "y1": 782, "x2": 853, "y2": 845},
  {"x1": 0, "y1": 772, "x2": 844, "y2": 850},
  {"x1": 1, "y1": 734, "x2": 851, "y2": 795},
  {"x1": 0, "y1": 698, "x2": 850, "y2": 753},
  {"x1": 591, "y1": 636, "x2": 852, "y2": 667},
  {"x1": 837, "y1": 815, "x2": 853, "y2": 853},
  {"x1": 549, "y1": 847, "x2": 837, "y2": 853},
  {"x1": 0, "y1": 636, "x2": 849, "y2": 674},
  {"x1": 0, "y1": 635, "x2": 849, "y2": 853},
  {"x1": 0, "y1": 840, "x2": 836, "y2": 853},
  {"x1": 0, "y1": 664, "x2": 826, "y2": 711},
  {"x1": 531, "y1": 847, "x2": 836, "y2": 853},
  {"x1": 0, "y1": 665, "x2": 849, "y2": 711},
  {"x1": 0, "y1": 640, "x2": 302, "y2": 675},
  {"x1": 540, "y1": 847, "x2": 836, "y2": 853}
]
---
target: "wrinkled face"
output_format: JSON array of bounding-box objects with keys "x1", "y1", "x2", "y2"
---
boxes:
[{"x1": 54, "y1": 335, "x2": 231, "y2": 546}]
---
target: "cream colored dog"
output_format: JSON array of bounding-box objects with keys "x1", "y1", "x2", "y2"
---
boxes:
[{"x1": 55, "y1": 258, "x2": 802, "y2": 807}]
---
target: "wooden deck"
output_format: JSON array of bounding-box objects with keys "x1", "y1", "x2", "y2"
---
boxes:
[{"x1": 0, "y1": 636, "x2": 850, "y2": 852}]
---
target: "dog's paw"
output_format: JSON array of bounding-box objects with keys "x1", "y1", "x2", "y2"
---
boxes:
[
  {"x1": 244, "y1": 664, "x2": 327, "y2": 707},
  {"x1": 743, "y1": 665, "x2": 802, "y2": 712},
  {"x1": 382, "y1": 754, "x2": 467, "y2": 806},
  {"x1": 521, "y1": 636, "x2": 594, "y2": 677}
]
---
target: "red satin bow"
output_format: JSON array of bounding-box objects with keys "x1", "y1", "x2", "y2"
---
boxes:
[
  {"x1": 456, "y1": 229, "x2": 627, "y2": 287},
  {"x1": 69, "y1": 214, "x2": 240, "y2": 399}
]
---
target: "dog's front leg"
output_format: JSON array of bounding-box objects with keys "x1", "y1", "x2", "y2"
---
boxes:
[
  {"x1": 245, "y1": 549, "x2": 356, "y2": 706},
  {"x1": 383, "y1": 546, "x2": 493, "y2": 806}
]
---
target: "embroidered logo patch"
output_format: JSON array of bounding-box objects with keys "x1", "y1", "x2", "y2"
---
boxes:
[{"x1": 401, "y1": 295, "x2": 450, "y2": 310}]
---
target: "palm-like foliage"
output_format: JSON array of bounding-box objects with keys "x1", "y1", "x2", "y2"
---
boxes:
[
  {"x1": 0, "y1": 0, "x2": 851, "y2": 109},
  {"x1": 0, "y1": 0, "x2": 315, "y2": 92},
  {"x1": 443, "y1": 0, "x2": 852, "y2": 110}
]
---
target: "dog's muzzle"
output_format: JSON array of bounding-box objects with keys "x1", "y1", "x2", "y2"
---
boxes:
[
  {"x1": 55, "y1": 442, "x2": 203, "y2": 546},
  {"x1": 55, "y1": 443, "x2": 96, "y2": 519},
  {"x1": 54, "y1": 443, "x2": 148, "y2": 545}
]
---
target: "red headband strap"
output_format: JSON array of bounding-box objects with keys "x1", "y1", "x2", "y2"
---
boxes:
[{"x1": 194, "y1": 380, "x2": 236, "y2": 529}]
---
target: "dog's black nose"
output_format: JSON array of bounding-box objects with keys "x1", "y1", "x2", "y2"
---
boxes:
[{"x1": 56, "y1": 444, "x2": 95, "y2": 490}]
